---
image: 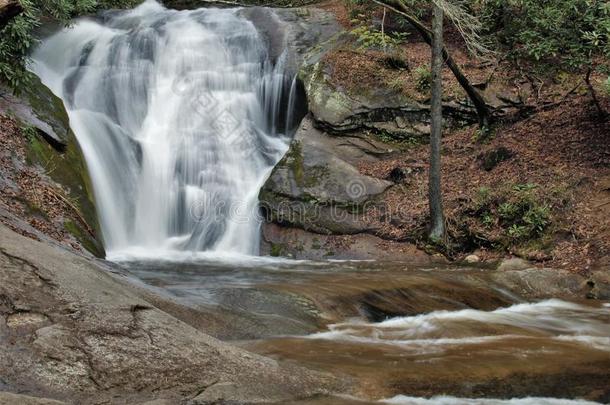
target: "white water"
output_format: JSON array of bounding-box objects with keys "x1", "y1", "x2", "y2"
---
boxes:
[
  {"x1": 31, "y1": 0, "x2": 298, "y2": 258},
  {"x1": 308, "y1": 299, "x2": 610, "y2": 351},
  {"x1": 381, "y1": 396, "x2": 604, "y2": 405}
]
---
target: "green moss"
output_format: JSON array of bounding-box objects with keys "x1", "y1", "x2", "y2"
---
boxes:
[
  {"x1": 20, "y1": 78, "x2": 104, "y2": 256},
  {"x1": 372, "y1": 129, "x2": 425, "y2": 147},
  {"x1": 286, "y1": 141, "x2": 305, "y2": 186},
  {"x1": 64, "y1": 219, "x2": 104, "y2": 257},
  {"x1": 270, "y1": 243, "x2": 285, "y2": 257},
  {"x1": 304, "y1": 165, "x2": 330, "y2": 188}
]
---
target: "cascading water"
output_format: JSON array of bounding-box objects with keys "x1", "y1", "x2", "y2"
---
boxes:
[{"x1": 30, "y1": 0, "x2": 300, "y2": 259}]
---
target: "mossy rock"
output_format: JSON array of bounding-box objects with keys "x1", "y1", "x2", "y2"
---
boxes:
[
  {"x1": 260, "y1": 118, "x2": 392, "y2": 235},
  {"x1": 8, "y1": 76, "x2": 104, "y2": 256},
  {"x1": 298, "y1": 32, "x2": 478, "y2": 139}
]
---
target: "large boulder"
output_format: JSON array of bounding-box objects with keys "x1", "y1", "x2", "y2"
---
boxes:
[
  {"x1": 0, "y1": 224, "x2": 340, "y2": 404},
  {"x1": 260, "y1": 117, "x2": 393, "y2": 236}
]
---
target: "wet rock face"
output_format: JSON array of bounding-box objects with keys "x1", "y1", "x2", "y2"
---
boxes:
[
  {"x1": 260, "y1": 117, "x2": 392, "y2": 236},
  {"x1": 0, "y1": 224, "x2": 340, "y2": 404},
  {"x1": 0, "y1": 77, "x2": 103, "y2": 256}
]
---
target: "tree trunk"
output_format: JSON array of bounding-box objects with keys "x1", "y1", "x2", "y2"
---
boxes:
[
  {"x1": 373, "y1": 0, "x2": 491, "y2": 131},
  {"x1": 0, "y1": 0, "x2": 22, "y2": 30},
  {"x1": 428, "y1": 3, "x2": 445, "y2": 241}
]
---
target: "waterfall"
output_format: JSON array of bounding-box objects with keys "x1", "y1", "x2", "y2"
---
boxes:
[{"x1": 31, "y1": 0, "x2": 300, "y2": 259}]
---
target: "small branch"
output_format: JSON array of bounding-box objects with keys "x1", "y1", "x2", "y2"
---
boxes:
[
  {"x1": 381, "y1": 7, "x2": 387, "y2": 51},
  {"x1": 534, "y1": 81, "x2": 582, "y2": 112},
  {"x1": 47, "y1": 188, "x2": 96, "y2": 239},
  {"x1": 593, "y1": 200, "x2": 610, "y2": 209},
  {"x1": 585, "y1": 68, "x2": 607, "y2": 118}
]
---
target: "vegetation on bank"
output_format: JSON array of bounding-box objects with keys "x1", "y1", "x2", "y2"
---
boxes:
[
  {"x1": 0, "y1": 0, "x2": 141, "y2": 89},
  {"x1": 334, "y1": 0, "x2": 609, "y2": 268},
  {"x1": 345, "y1": 0, "x2": 610, "y2": 111}
]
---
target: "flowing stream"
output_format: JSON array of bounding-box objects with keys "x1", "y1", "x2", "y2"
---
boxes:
[
  {"x1": 26, "y1": 1, "x2": 610, "y2": 403},
  {"x1": 125, "y1": 259, "x2": 610, "y2": 404},
  {"x1": 31, "y1": 0, "x2": 298, "y2": 258}
]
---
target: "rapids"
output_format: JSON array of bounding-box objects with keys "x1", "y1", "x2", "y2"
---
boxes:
[{"x1": 125, "y1": 259, "x2": 610, "y2": 404}]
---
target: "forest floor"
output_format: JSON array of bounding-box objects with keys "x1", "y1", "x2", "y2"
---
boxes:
[{"x1": 312, "y1": 0, "x2": 610, "y2": 273}]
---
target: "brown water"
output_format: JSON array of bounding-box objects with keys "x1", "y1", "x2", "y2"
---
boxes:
[{"x1": 123, "y1": 258, "x2": 610, "y2": 404}]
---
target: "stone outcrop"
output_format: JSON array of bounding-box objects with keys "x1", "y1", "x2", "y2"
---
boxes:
[
  {"x1": 260, "y1": 117, "x2": 393, "y2": 236},
  {"x1": 258, "y1": 16, "x2": 429, "y2": 258},
  {"x1": 0, "y1": 78, "x2": 103, "y2": 256},
  {"x1": 299, "y1": 35, "x2": 476, "y2": 138},
  {"x1": 260, "y1": 221, "x2": 432, "y2": 261},
  {"x1": 0, "y1": 224, "x2": 340, "y2": 404}
]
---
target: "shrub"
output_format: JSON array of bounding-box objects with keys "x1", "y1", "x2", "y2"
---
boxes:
[
  {"x1": 0, "y1": 0, "x2": 140, "y2": 91},
  {"x1": 351, "y1": 26, "x2": 407, "y2": 51},
  {"x1": 479, "y1": 0, "x2": 610, "y2": 74},
  {"x1": 472, "y1": 183, "x2": 551, "y2": 246},
  {"x1": 414, "y1": 66, "x2": 432, "y2": 92}
]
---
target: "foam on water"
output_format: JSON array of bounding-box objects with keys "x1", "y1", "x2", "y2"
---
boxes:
[
  {"x1": 380, "y1": 396, "x2": 604, "y2": 405},
  {"x1": 307, "y1": 299, "x2": 610, "y2": 351}
]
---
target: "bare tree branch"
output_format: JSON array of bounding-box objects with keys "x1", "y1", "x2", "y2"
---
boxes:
[{"x1": 372, "y1": 0, "x2": 492, "y2": 129}]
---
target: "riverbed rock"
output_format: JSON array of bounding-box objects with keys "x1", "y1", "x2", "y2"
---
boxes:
[
  {"x1": 488, "y1": 268, "x2": 592, "y2": 299},
  {"x1": 497, "y1": 257, "x2": 531, "y2": 272},
  {"x1": 464, "y1": 254, "x2": 481, "y2": 263},
  {"x1": 0, "y1": 224, "x2": 340, "y2": 404}
]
